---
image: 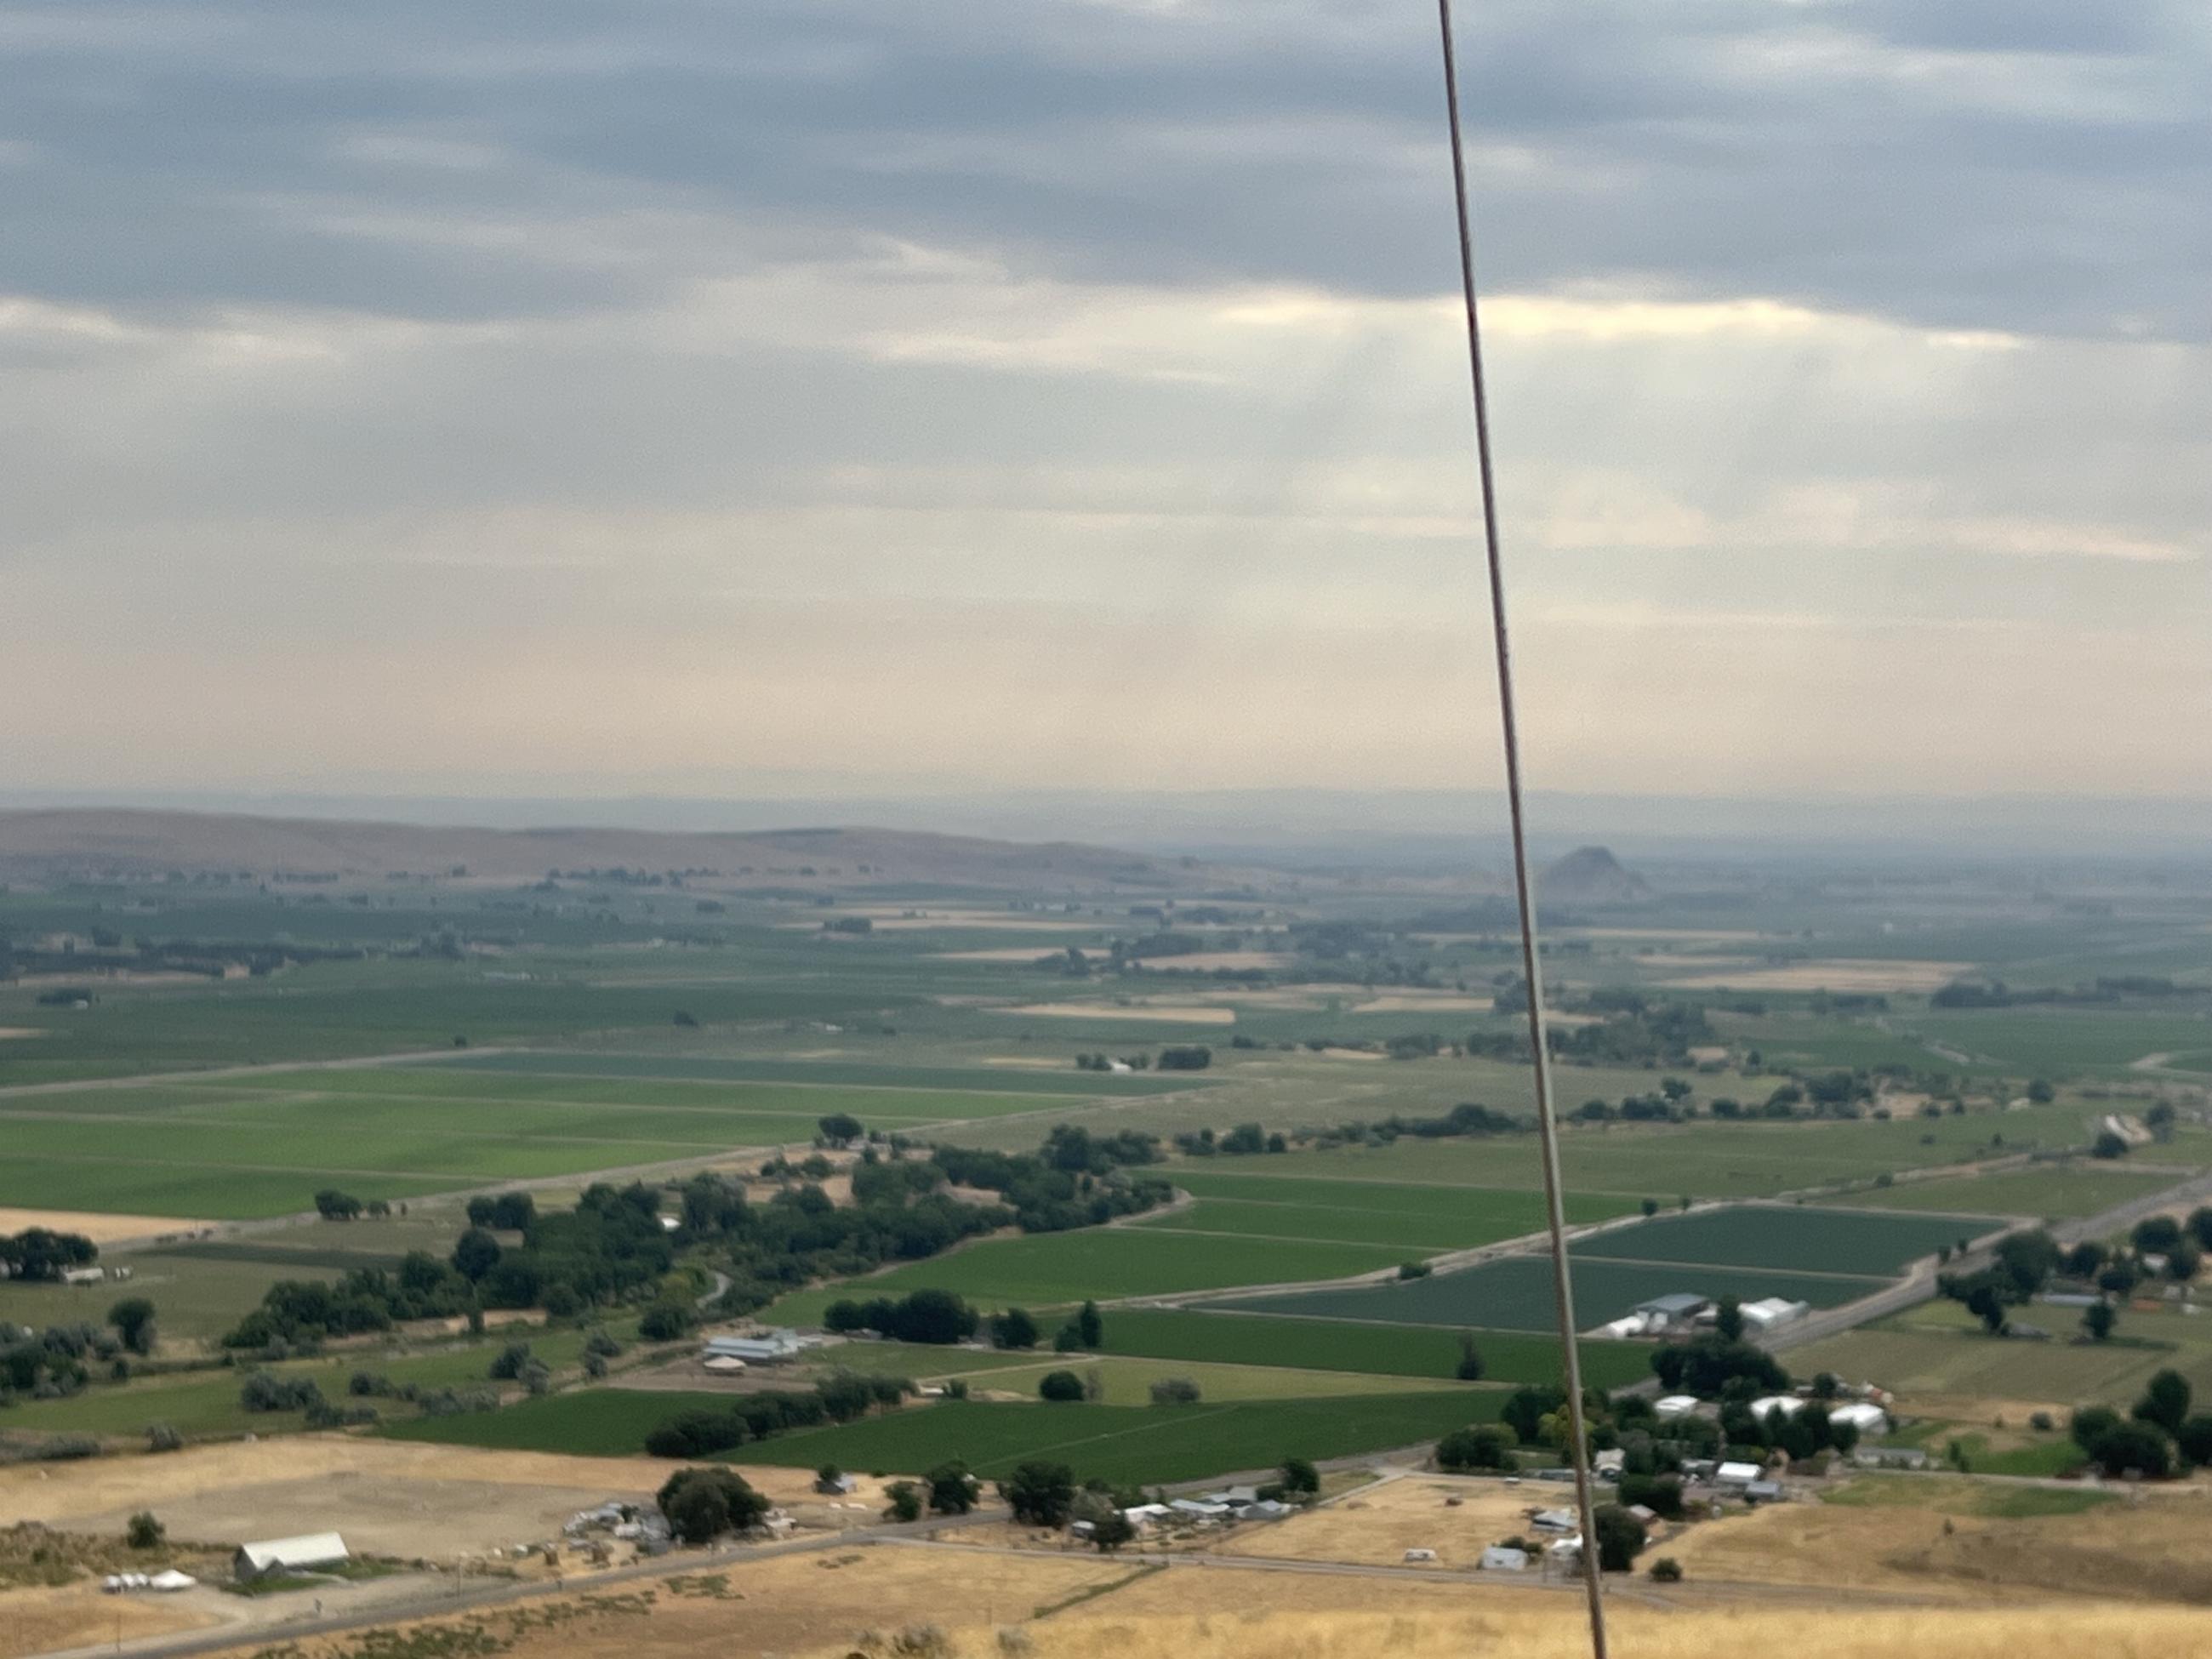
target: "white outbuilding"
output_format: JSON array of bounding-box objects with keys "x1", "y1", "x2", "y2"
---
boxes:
[
  {"x1": 1828, "y1": 1401, "x2": 1889, "y2": 1438},
  {"x1": 1714, "y1": 1461, "x2": 1763, "y2": 1488},
  {"x1": 233, "y1": 1533, "x2": 349, "y2": 1580},
  {"x1": 1654, "y1": 1394, "x2": 1702, "y2": 1422},
  {"x1": 1750, "y1": 1394, "x2": 1806, "y2": 1422}
]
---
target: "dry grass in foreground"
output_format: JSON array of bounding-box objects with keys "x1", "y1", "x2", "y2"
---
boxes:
[{"x1": 812, "y1": 1605, "x2": 2212, "y2": 1659}]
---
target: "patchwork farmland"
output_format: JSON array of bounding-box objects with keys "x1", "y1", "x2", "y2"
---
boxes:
[{"x1": 1213, "y1": 1203, "x2": 2000, "y2": 1332}]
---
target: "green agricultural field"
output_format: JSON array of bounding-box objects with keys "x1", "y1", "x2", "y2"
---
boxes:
[
  {"x1": 1224, "y1": 1254, "x2": 1890, "y2": 1332},
  {"x1": 0, "y1": 1323, "x2": 622, "y2": 1442},
  {"x1": 1911, "y1": 1011, "x2": 2212, "y2": 1077},
  {"x1": 388, "y1": 1388, "x2": 1509, "y2": 1485},
  {"x1": 214, "y1": 1069, "x2": 1110, "y2": 1123},
  {"x1": 1575, "y1": 1205, "x2": 2000, "y2": 1277},
  {"x1": 1141, "y1": 1170, "x2": 1635, "y2": 1251},
  {"x1": 1844, "y1": 1164, "x2": 2181, "y2": 1220},
  {"x1": 1824, "y1": 1474, "x2": 2113, "y2": 1518},
  {"x1": 0, "y1": 1254, "x2": 308, "y2": 1348},
  {"x1": 1239, "y1": 1104, "x2": 2101, "y2": 1202},
  {"x1": 1095, "y1": 1307, "x2": 1650, "y2": 1392},
  {"x1": 410, "y1": 1051, "x2": 1208, "y2": 1097},
  {"x1": 0, "y1": 1047, "x2": 1207, "y2": 1218},
  {"x1": 770, "y1": 1228, "x2": 1408, "y2": 1323},
  {"x1": 1789, "y1": 1299, "x2": 2212, "y2": 1407},
  {"x1": 943, "y1": 1354, "x2": 1466, "y2": 1405},
  {"x1": 0, "y1": 1155, "x2": 471, "y2": 1222}
]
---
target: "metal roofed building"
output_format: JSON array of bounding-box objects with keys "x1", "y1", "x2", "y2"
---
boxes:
[{"x1": 233, "y1": 1533, "x2": 349, "y2": 1580}]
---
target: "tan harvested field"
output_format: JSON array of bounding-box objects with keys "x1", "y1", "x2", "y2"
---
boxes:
[
  {"x1": 799, "y1": 1603, "x2": 2212, "y2": 1659},
  {"x1": 189, "y1": 1542, "x2": 1126, "y2": 1659},
  {"x1": 1658, "y1": 960, "x2": 1974, "y2": 993},
  {"x1": 1, "y1": 1582, "x2": 218, "y2": 1658},
  {"x1": 1567, "y1": 926, "x2": 1770, "y2": 942},
  {"x1": 0, "y1": 1440, "x2": 882, "y2": 1564},
  {"x1": 1352, "y1": 993, "x2": 1491, "y2": 1012},
  {"x1": 996, "y1": 1003, "x2": 1236, "y2": 1024},
  {"x1": 1656, "y1": 1485, "x2": 2212, "y2": 1602},
  {"x1": 0, "y1": 1206, "x2": 215, "y2": 1242},
  {"x1": 1213, "y1": 1474, "x2": 1544, "y2": 1570},
  {"x1": 938, "y1": 947, "x2": 1100, "y2": 962}
]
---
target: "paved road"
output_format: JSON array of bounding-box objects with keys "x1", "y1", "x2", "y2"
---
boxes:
[{"x1": 1770, "y1": 1164, "x2": 2212, "y2": 1358}]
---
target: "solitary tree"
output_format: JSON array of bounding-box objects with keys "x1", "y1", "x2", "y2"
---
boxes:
[
  {"x1": 1456, "y1": 1333, "x2": 1486, "y2": 1382},
  {"x1": 817, "y1": 1112, "x2": 865, "y2": 1148},
  {"x1": 1714, "y1": 1297, "x2": 1745, "y2": 1343},
  {"x1": 925, "y1": 1461, "x2": 980, "y2": 1515},
  {"x1": 2083, "y1": 1301, "x2": 2118, "y2": 1343},
  {"x1": 1038, "y1": 1370, "x2": 1086, "y2": 1402},
  {"x1": 108, "y1": 1297, "x2": 157, "y2": 1356},
  {"x1": 451, "y1": 1227, "x2": 502, "y2": 1281},
  {"x1": 884, "y1": 1481, "x2": 923, "y2": 1524},
  {"x1": 1279, "y1": 1456, "x2": 1321, "y2": 1497},
  {"x1": 990, "y1": 1308, "x2": 1040, "y2": 1350},
  {"x1": 2135, "y1": 1369, "x2": 2192, "y2": 1435},
  {"x1": 1076, "y1": 1301, "x2": 1103, "y2": 1348},
  {"x1": 1592, "y1": 1505, "x2": 1647, "y2": 1572},
  {"x1": 126, "y1": 1513, "x2": 164, "y2": 1550},
  {"x1": 1000, "y1": 1462, "x2": 1077, "y2": 1527}
]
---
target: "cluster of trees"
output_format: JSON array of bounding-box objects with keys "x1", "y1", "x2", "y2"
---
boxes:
[
  {"x1": 1934, "y1": 976, "x2": 2198, "y2": 1010},
  {"x1": 658, "y1": 1467, "x2": 771, "y2": 1543},
  {"x1": 930, "y1": 1133, "x2": 1171, "y2": 1234},
  {"x1": 465, "y1": 1192, "x2": 538, "y2": 1229},
  {"x1": 1175, "y1": 1122, "x2": 1287, "y2": 1157},
  {"x1": 1575, "y1": 1079, "x2": 1696, "y2": 1124},
  {"x1": 824, "y1": 1288, "x2": 979, "y2": 1345},
  {"x1": 0, "y1": 1228, "x2": 97, "y2": 1282},
  {"x1": 1297, "y1": 1103, "x2": 1526, "y2": 1154},
  {"x1": 459, "y1": 1183, "x2": 678, "y2": 1314},
  {"x1": 2, "y1": 1320, "x2": 122, "y2": 1399},
  {"x1": 223, "y1": 1251, "x2": 478, "y2": 1349},
  {"x1": 314, "y1": 1189, "x2": 395, "y2": 1220},
  {"x1": 1482, "y1": 992, "x2": 1719, "y2": 1069},
  {"x1": 2069, "y1": 1371, "x2": 2212, "y2": 1479},
  {"x1": 1936, "y1": 1229, "x2": 2066, "y2": 1334},
  {"x1": 644, "y1": 1372, "x2": 910, "y2": 1458}
]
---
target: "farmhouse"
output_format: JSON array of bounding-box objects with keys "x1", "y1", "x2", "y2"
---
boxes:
[
  {"x1": 1750, "y1": 1394, "x2": 1806, "y2": 1423},
  {"x1": 1479, "y1": 1545, "x2": 1529, "y2": 1571},
  {"x1": 1713, "y1": 1461, "x2": 1763, "y2": 1489},
  {"x1": 234, "y1": 1533, "x2": 349, "y2": 1580}
]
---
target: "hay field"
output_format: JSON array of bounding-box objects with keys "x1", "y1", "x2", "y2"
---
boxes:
[
  {"x1": 798, "y1": 1604, "x2": 2212, "y2": 1659},
  {"x1": 997, "y1": 1003, "x2": 1236, "y2": 1024},
  {"x1": 1212, "y1": 1473, "x2": 1543, "y2": 1569},
  {"x1": 1657, "y1": 960, "x2": 1974, "y2": 993},
  {"x1": 0, "y1": 1439, "x2": 872, "y2": 1563},
  {"x1": 188, "y1": 1542, "x2": 1128, "y2": 1659}
]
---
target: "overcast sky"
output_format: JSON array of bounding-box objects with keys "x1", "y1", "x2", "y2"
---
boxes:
[{"x1": 3, "y1": 0, "x2": 2207, "y2": 807}]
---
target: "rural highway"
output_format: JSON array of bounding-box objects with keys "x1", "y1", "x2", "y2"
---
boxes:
[{"x1": 1770, "y1": 1164, "x2": 2212, "y2": 1357}]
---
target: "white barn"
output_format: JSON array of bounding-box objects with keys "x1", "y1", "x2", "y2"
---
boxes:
[{"x1": 233, "y1": 1533, "x2": 349, "y2": 1580}]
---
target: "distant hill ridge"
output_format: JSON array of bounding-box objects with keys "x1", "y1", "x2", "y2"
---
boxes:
[
  {"x1": 0, "y1": 808, "x2": 1246, "y2": 891},
  {"x1": 1541, "y1": 844, "x2": 1651, "y2": 903}
]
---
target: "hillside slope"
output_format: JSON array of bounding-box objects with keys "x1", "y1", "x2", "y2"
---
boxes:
[{"x1": 0, "y1": 809, "x2": 1251, "y2": 892}]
